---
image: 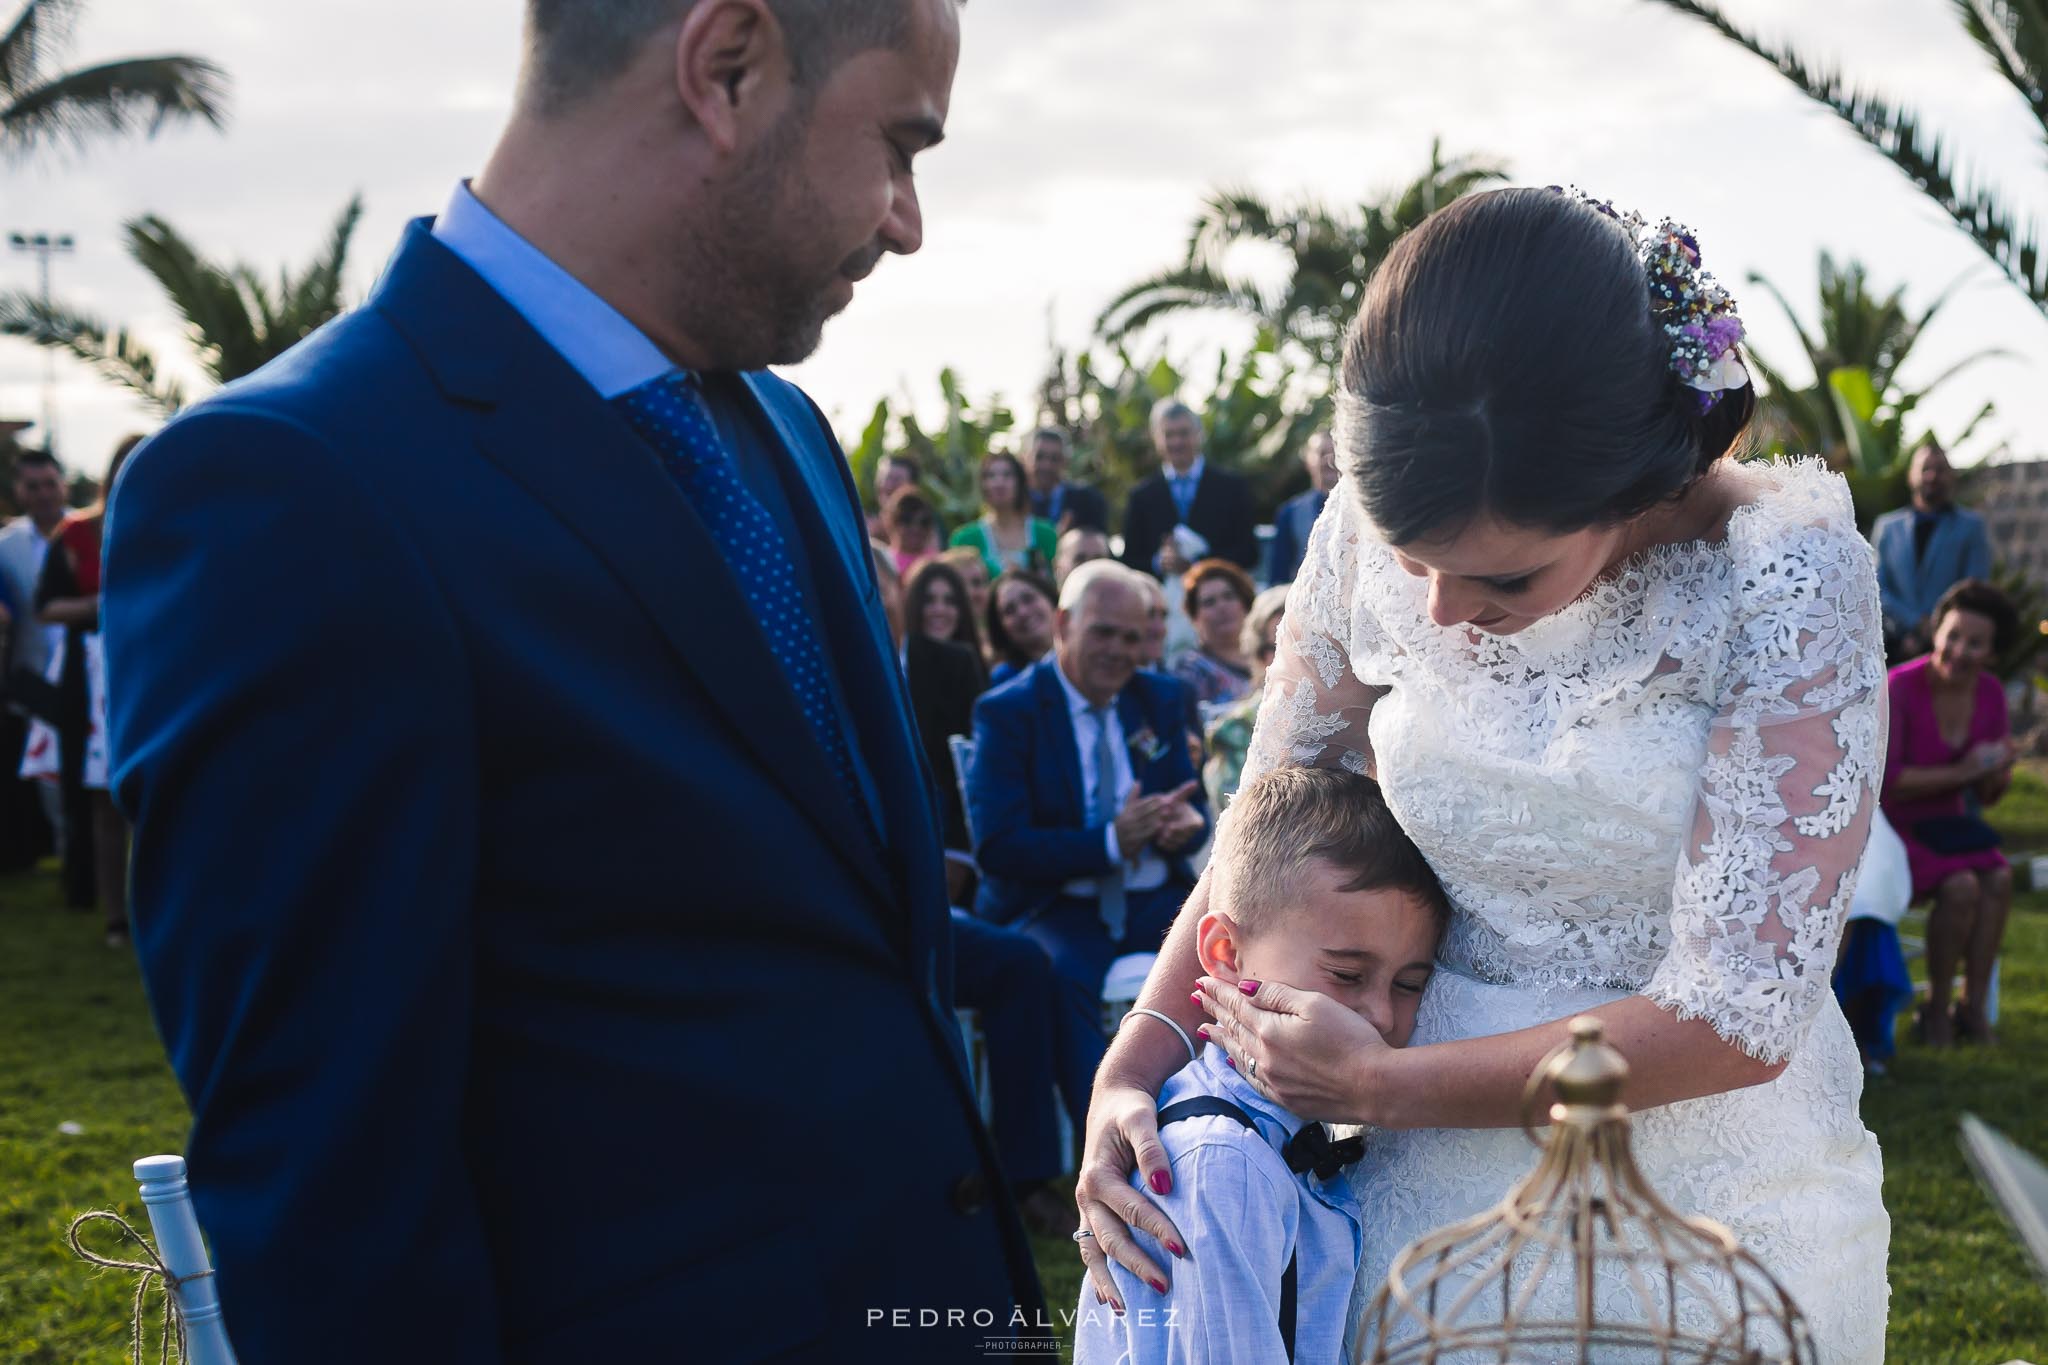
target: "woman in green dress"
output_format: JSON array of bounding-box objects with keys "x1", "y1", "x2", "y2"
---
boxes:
[{"x1": 949, "y1": 451, "x2": 1056, "y2": 580}]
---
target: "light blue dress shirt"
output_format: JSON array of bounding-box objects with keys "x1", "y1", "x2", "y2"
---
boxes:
[{"x1": 1072, "y1": 1047, "x2": 1364, "y2": 1364}]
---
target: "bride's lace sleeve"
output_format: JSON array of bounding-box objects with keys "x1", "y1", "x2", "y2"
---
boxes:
[
  {"x1": 1241, "y1": 489, "x2": 1388, "y2": 789},
  {"x1": 1644, "y1": 518, "x2": 1886, "y2": 1063}
]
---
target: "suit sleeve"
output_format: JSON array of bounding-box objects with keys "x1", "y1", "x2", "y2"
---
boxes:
[
  {"x1": 103, "y1": 409, "x2": 498, "y2": 1364},
  {"x1": 969, "y1": 691, "x2": 1120, "y2": 881},
  {"x1": 1220, "y1": 476, "x2": 1260, "y2": 570},
  {"x1": 1963, "y1": 517, "x2": 1993, "y2": 583},
  {"x1": 1120, "y1": 487, "x2": 1159, "y2": 572},
  {"x1": 1871, "y1": 516, "x2": 1915, "y2": 629}
]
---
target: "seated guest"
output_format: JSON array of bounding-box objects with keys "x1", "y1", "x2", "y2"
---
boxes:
[
  {"x1": 1025, "y1": 426, "x2": 1110, "y2": 533},
  {"x1": 880, "y1": 486, "x2": 942, "y2": 580},
  {"x1": 905, "y1": 558, "x2": 989, "y2": 688},
  {"x1": 939, "y1": 545, "x2": 994, "y2": 635},
  {"x1": 1833, "y1": 808, "x2": 1916, "y2": 1075},
  {"x1": 871, "y1": 546, "x2": 1075, "y2": 1236},
  {"x1": 1881, "y1": 578, "x2": 2019, "y2": 1047},
  {"x1": 986, "y1": 571, "x2": 1059, "y2": 688},
  {"x1": 1268, "y1": 429, "x2": 1339, "y2": 584},
  {"x1": 1203, "y1": 584, "x2": 1290, "y2": 811},
  {"x1": 1073, "y1": 766, "x2": 1447, "y2": 1365},
  {"x1": 1133, "y1": 573, "x2": 1170, "y2": 670},
  {"x1": 1171, "y1": 558, "x2": 1257, "y2": 713},
  {"x1": 969, "y1": 561, "x2": 1208, "y2": 1131},
  {"x1": 950, "y1": 451, "x2": 1057, "y2": 580},
  {"x1": 1053, "y1": 525, "x2": 1112, "y2": 590}
]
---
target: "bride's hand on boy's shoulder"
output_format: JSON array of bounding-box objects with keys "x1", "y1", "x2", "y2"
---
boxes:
[{"x1": 1073, "y1": 1082, "x2": 1189, "y2": 1305}]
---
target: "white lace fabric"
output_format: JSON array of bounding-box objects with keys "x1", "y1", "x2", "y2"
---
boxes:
[{"x1": 1246, "y1": 460, "x2": 1890, "y2": 1363}]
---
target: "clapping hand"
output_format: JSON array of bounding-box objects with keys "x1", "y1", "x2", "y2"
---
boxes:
[
  {"x1": 1152, "y1": 782, "x2": 1203, "y2": 853},
  {"x1": 1968, "y1": 738, "x2": 2017, "y2": 774}
]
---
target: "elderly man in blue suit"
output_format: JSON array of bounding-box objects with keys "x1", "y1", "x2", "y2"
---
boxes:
[
  {"x1": 101, "y1": 3, "x2": 1048, "y2": 1362},
  {"x1": 1871, "y1": 439, "x2": 1994, "y2": 659},
  {"x1": 968, "y1": 560, "x2": 1207, "y2": 1133}
]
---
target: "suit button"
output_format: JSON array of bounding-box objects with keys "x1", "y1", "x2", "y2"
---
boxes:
[{"x1": 950, "y1": 1172, "x2": 988, "y2": 1216}]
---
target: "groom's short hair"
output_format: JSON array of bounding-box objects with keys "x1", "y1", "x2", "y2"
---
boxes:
[
  {"x1": 1215, "y1": 768, "x2": 1448, "y2": 939},
  {"x1": 524, "y1": 1, "x2": 934, "y2": 111}
]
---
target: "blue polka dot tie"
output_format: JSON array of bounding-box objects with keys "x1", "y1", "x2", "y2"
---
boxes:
[{"x1": 614, "y1": 371, "x2": 864, "y2": 816}]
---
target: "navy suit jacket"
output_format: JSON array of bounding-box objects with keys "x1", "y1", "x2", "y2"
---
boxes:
[
  {"x1": 1871, "y1": 503, "x2": 1993, "y2": 633},
  {"x1": 1118, "y1": 465, "x2": 1260, "y2": 573},
  {"x1": 102, "y1": 221, "x2": 1042, "y2": 1363},
  {"x1": 1268, "y1": 487, "x2": 1326, "y2": 584},
  {"x1": 968, "y1": 660, "x2": 1207, "y2": 926}
]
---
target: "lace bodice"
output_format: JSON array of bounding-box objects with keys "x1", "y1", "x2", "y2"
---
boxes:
[{"x1": 1244, "y1": 459, "x2": 1885, "y2": 1064}]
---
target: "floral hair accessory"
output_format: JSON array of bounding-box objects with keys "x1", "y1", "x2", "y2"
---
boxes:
[{"x1": 1551, "y1": 186, "x2": 1750, "y2": 413}]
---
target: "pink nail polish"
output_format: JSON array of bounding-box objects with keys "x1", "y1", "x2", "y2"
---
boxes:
[
  {"x1": 1224, "y1": 1055, "x2": 1236, "y2": 1068},
  {"x1": 1112, "y1": 1298, "x2": 1125, "y2": 1315},
  {"x1": 1150, "y1": 1170, "x2": 1172, "y2": 1195},
  {"x1": 1166, "y1": 1240, "x2": 1186, "y2": 1258},
  {"x1": 1190, "y1": 991, "x2": 1205, "y2": 1008},
  {"x1": 1195, "y1": 1026, "x2": 1210, "y2": 1041},
  {"x1": 1239, "y1": 978, "x2": 1261, "y2": 995},
  {"x1": 1149, "y1": 1278, "x2": 1169, "y2": 1295}
]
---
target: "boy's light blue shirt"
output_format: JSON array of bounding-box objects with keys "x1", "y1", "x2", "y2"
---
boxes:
[{"x1": 1072, "y1": 1047, "x2": 1364, "y2": 1364}]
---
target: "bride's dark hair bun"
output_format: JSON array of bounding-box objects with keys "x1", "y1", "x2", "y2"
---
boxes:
[{"x1": 1339, "y1": 186, "x2": 1754, "y2": 546}]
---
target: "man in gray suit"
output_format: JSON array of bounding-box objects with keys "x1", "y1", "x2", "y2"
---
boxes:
[{"x1": 1871, "y1": 440, "x2": 1993, "y2": 660}]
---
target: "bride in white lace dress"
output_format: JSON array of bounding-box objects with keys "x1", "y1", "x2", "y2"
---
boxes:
[{"x1": 1073, "y1": 188, "x2": 1888, "y2": 1364}]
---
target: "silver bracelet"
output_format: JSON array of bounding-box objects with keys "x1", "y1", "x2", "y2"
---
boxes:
[{"x1": 1125, "y1": 1008, "x2": 1197, "y2": 1064}]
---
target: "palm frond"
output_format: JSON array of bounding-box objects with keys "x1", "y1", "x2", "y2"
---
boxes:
[
  {"x1": 0, "y1": 289, "x2": 186, "y2": 413},
  {"x1": 122, "y1": 213, "x2": 254, "y2": 383},
  {"x1": 1744, "y1": 269, "x2": 1826, "y2": 377},
  {"x1": 1956, "y1": 0, "x2": 2048, "y2": 127},
  {"x1": 0, "y1": 55, "x2": 228, "y2": 160},
  {"x1": 1095, "y1": 264, "x2": 1265, "y2": 343},
  {"x1": 0, "y1": 0, "x2": 82, "y2": 98},
  {"x1": 1648, "y1": 0, "x2": 2048, "y2": 311},
  {"x1": 278, "y1": 193, "x2": 364, "y2": 331}
]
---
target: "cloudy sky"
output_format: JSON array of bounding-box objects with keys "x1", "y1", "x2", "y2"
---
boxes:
[{"x1": 5, "y1": 0, "x2": 2045, "y2": 480}]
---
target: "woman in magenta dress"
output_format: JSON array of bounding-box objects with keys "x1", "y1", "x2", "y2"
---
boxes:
[{"x1": 1880, "y1": 578, "x2": 2019, "y2": 1047}]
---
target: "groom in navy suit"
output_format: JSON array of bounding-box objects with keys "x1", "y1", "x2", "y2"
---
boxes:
[
  {"x1": 968, "y1": 561, "x2": 1208, "y2": 1129},
  {"x1": 102, "y1": 3, "x2": 1047, "y2": 1361}
]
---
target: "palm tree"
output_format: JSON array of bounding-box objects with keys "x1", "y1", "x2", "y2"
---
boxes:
[
  {"x1": 1745, "y1": 251, "x2": 2009, "y2": 524},
  {"x1": 0, "y1": 195, "x2": 364, "y2": 414},
  {"x1": 1096, "y1": 140, "x2": 1507, "y2": 373},
  {"x1": 1, "y1": 0, "x2": 228, "y2": 161},
  {"x1": 1646, "y1": 0, "x2": 2048, "y2": 317},
  {"x1": 1746, "y1": 252, "x2": 2007, "y2": 461}
]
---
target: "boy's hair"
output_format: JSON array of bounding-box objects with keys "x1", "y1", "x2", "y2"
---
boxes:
[{"x1": 1215, "y1": 767, "x2": 1449, "y2": 940}]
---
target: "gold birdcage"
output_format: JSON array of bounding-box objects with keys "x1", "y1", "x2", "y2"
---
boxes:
[{"x1": 1360, "y1": 1017, "x2": 1817, "y2": 1364}]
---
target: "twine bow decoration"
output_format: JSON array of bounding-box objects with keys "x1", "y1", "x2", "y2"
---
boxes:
[{"x1": 67, "y1": 1210, "x2": 211, "y2": 1365}]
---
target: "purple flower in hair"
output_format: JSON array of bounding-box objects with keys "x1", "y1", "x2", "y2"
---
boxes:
[{"x1": 1702, "y1": 314, "x2": 1745, "y2": 360}]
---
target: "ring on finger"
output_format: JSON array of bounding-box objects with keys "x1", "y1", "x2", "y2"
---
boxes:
[
  {"x1": 1072, "y1": 1228, "x2": 1096, "y2": 1242},
  {"x1": 1247, "y1": 1056, "x2": 1258, "y2": 1080}
]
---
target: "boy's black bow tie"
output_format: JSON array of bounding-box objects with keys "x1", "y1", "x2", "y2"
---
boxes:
[{"x1": 1282, "y1": 1124, "x2": 1365, "y2": 1180}]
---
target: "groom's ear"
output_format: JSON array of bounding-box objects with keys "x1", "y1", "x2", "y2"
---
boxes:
[
  {"x1": 1195, "y1": 911, "x2": 1244, "y2": 983},
  {"x1": 673, "y1": 0, "x2": 795, "y2": 156}
]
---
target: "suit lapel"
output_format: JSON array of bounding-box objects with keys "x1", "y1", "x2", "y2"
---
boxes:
[
  {"x1": 371, "y1": 224, "x2": 894, "y2": 910},
  {"x1": 1034, "y1": 663, "x2": 1086, "y2": 822},
  {"x1": 1116, "y1": 684, "x2": 1152, "y2": 790}
]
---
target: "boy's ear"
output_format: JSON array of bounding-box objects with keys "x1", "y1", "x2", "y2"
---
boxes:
[{"x1": 1195, "y1": 911, "x2": 1244, "y2": 983}]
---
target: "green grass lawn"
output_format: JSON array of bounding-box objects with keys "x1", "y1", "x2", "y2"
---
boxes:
[{"x1": 3, "y1": 811, "x2": 2046, "y2": 1361}]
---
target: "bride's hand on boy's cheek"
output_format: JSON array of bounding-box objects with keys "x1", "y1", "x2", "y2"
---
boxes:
[{"x1": 1195, "y1": 975, "x2": 1388, "y2": 1124}]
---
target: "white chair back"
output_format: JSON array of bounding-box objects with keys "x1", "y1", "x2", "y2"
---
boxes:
[
  {"x1": 1100, "y1": 952, "x2": 1157, "y2": 1035},
  {"x1": 947, "y1": 733, "x2": 978, "y2": 848},
  {"x1": 133, "y1": 1155, "x2": 239, "y2": 1365}
]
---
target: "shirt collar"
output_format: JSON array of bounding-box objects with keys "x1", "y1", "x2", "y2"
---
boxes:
[
  {"x1": 432, "y1": 180, "x2": 674, "y2": 399},
  {"x1": 1168, "y1": 455, "x2": 1206, "y2": 486},
  {"x1": 1191, "y1": 1046, "x2": 1305, "y2": 1141}
]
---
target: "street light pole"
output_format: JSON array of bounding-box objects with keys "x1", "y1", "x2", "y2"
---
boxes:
[{"x1": 8, "y1": 230, "x2": 75, "y2": 457}]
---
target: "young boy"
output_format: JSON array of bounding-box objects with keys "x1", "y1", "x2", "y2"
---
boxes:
[{"x1": 1073, "y1": 766, "x2": 1448, "y2": 1364}]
